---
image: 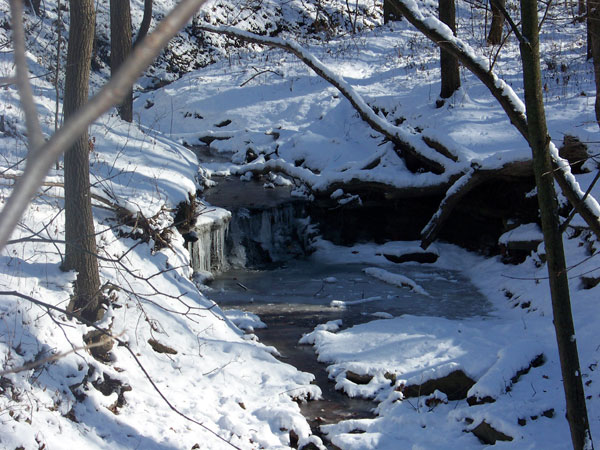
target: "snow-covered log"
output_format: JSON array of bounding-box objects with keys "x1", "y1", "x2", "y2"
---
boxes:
[
  {"x1": 420, "y1": 159, "x2": 533, "y2": 249},
  {"x1": 198, "y1": 23, "x2": 455, "y2": 175},
  {"x1": 231, "y1": 158, "x2": 458, "y2": 200}
]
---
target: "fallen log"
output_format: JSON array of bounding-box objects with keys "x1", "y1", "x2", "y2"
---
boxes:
[
  {"x1": 232, "y1": 158, "x2": 458, "y2": 201},
  {"x1": 420, "y1": 159, "x2": 533, "y2": 248},
  {"x1": 198, "y1": 24, "x2": 455, "y2": 175}
]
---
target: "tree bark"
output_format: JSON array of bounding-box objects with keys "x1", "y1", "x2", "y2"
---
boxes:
[
  {"x1": 383, "y1": 0, "x2": 401, "y2": 23},
  {"x1": 588, "y1": 0, "x2": 594, "y2": 59},
  {"x1": 439, "y1": 0, "x2": 460, "y2": 99},
  {"x1": 520, "y1": 1, "x2": 593, "y2": 448},
  {"x1": 63, "y1": 0, "x2": 102, "y2": 322},
  {"x1": 487, "y1": 0, "x2": 505, "y2": 45},
  {"x1": 589, "y1": 0, "x2": 600, "y2": 127},
  {"x1": 134, "y1": 0, "x2": 153, "y2": 47},
  {"x1": 110, "y1": 0, "x2": 133, "y2": 122}
]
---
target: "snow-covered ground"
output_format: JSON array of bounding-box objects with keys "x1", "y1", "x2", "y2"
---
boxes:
[
  {"x1": 301, "y1": 239, "x2": 600, "y2": 449},
  {"x1": 1, "y1": 0, "x2": 600, "y2": 448}
]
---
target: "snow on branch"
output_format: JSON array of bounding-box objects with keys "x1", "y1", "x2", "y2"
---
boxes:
[
  {"x1": 387, "y1": 0, "x2": 600, "y2": 243},
  {"x1": 198, "y1": 23, "x2": 458, "y2": 175}
]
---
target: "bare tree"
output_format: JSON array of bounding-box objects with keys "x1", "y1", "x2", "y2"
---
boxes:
[
  {"x1": 520, "y1": 3, "x2": 594, "y2": 448},
  {"x1": 0, "y1": 0, "x2": 211, "y2": 254},
  {"x1": 438, "y1": 0, "x2": 460, "y2": 101},
  {"x1": 110, "y1": 0, "x2": 133, "y2": 122},
  {"x1": 62, "y1": 0, "x2": 102, "y2": 322},
  {"x1": 487, "y1": 0, "x2": 505, "y2": 45},
  {"x1": 134, "y1": 0, "x2": 153, "y2": 47},
  {"x1": 386, "y1": 0, "x2": 600, "y2": 243},
  {"x1": 386, "y1": 0, "x2": 594, "y2": 447},
  {"x1": 589, "y1": 0, "x2": 600, "y2": 127}
]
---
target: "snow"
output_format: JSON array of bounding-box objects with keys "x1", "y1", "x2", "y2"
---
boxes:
[
  {"x1": 329, "y1": 296, "x2": 383, "y2": 308},
  {"x1": 363, "y1": 267, "x2": 430, "y2": 296},
  {"x1": 224, "y1": 309, "x2": 267, "y2": 332},
  {"x1": 1, "y1": 0, "x2": 600, "y2": 448},
  {"x1": 302, "y1": 241, "x2": 589, "y2": 449},
  {"x1": 498, "y1": 223, "x2": 544, "y2": 245}
]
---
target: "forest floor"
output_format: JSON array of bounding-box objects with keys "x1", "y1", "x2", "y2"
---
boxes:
[{"x1": 1, "y1": 0, "x2": 599, "y2": 448}]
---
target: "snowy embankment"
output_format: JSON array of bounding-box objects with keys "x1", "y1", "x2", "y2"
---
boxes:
[
  {"x1": 0, "y1": 6, "x2": 325, "y2": 445},
  {"x1": 299, "y1": 239, "x2": 600, "y2": 449},
  {"x1": 2, "y1": 0, "x2": 600, "y2": 448},
  {"x1": 135, "y1": 5, "x2": 600, "y2": 447},
  {"x1": 0, "y1": 113, "x2": 324, "y2": 449}
]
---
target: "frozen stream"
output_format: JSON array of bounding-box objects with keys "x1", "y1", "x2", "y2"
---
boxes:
[{"x1": 206, "y1": 257, "x2": 491, "y2": 439}]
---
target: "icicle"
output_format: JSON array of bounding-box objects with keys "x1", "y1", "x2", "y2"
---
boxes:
[{"x1": 189, "y1": 209, "x2": 231, "y2": 274}]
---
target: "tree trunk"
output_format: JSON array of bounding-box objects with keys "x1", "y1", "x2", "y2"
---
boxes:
[
  {"x1": 110, "y1": 0, "x2": 133, "y2": 122},
  {"x1": 588, "y1": 0, "x2": 594, "y2": 59},
  {"x1": 520, "y1": 1, "x2": 593, "y2": 448},
  {"x1": 589, "y1": 0, "x2": 600, "y2": 127},
  {"x1": 487, "y1": 0, "x2": 505, "y2": 45},
  {"x1": 27, "y1": 0, "x2": 41, "y2": 15},
  {"x1": 383, "y1": 0, "x2": 401, "y2": 23},
  {"x1": 63, "y1": 0, "x2": 102, "y2": 322},
  {"x1": 439, "y1": 0, "x2": 460, "y2": 100},
  {"x1": 134, "y1": 0, "x2": 153, "y2": 47}
]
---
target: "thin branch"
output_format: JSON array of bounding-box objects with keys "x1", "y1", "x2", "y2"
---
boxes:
[
  {"x1": 239, "y1": 68, "x2": 283, "y2": 87},
  {"x1": 538, "y1": 0, "x2": 554, "y2": 30},
  {"x1": 0, "y1": 335, "x2": 118, "y2": 376},
  {"x1": 489, "y1": 21, "x2": 515, "y2": 72},
  {"x1": 9, "y1": 0, "x2": 45, "y2": 154}
]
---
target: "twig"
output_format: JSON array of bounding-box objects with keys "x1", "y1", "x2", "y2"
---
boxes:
[
  {"x1": 0, "y1": 290, "x2": 241, "y2": 449},
  {"x1": 0, "y1": 335, "x2": 118, "y2": 376},
  {"x1": 239, "y1": 68, "x2": 283, "y2": 87}
]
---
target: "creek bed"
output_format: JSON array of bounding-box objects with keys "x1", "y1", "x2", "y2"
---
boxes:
[{"x1": 206, "y1": 258, "x2": 491, "y2": 440}]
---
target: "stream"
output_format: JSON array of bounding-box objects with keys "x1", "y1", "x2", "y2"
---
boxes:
[
  {"x1": 206, "y1": 258, "x2": 491, "y2": 440},
  {"x1": 193, "y1": 146, "x2": 491, "y2": 445}
]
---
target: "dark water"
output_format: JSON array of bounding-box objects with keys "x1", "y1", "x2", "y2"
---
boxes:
[
  {"x1": 209, "y1": 259, "x2": 490, "y2": 321},
  {"x1": 206, "y1": 258, "x2": 491, "y2": 440}
]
